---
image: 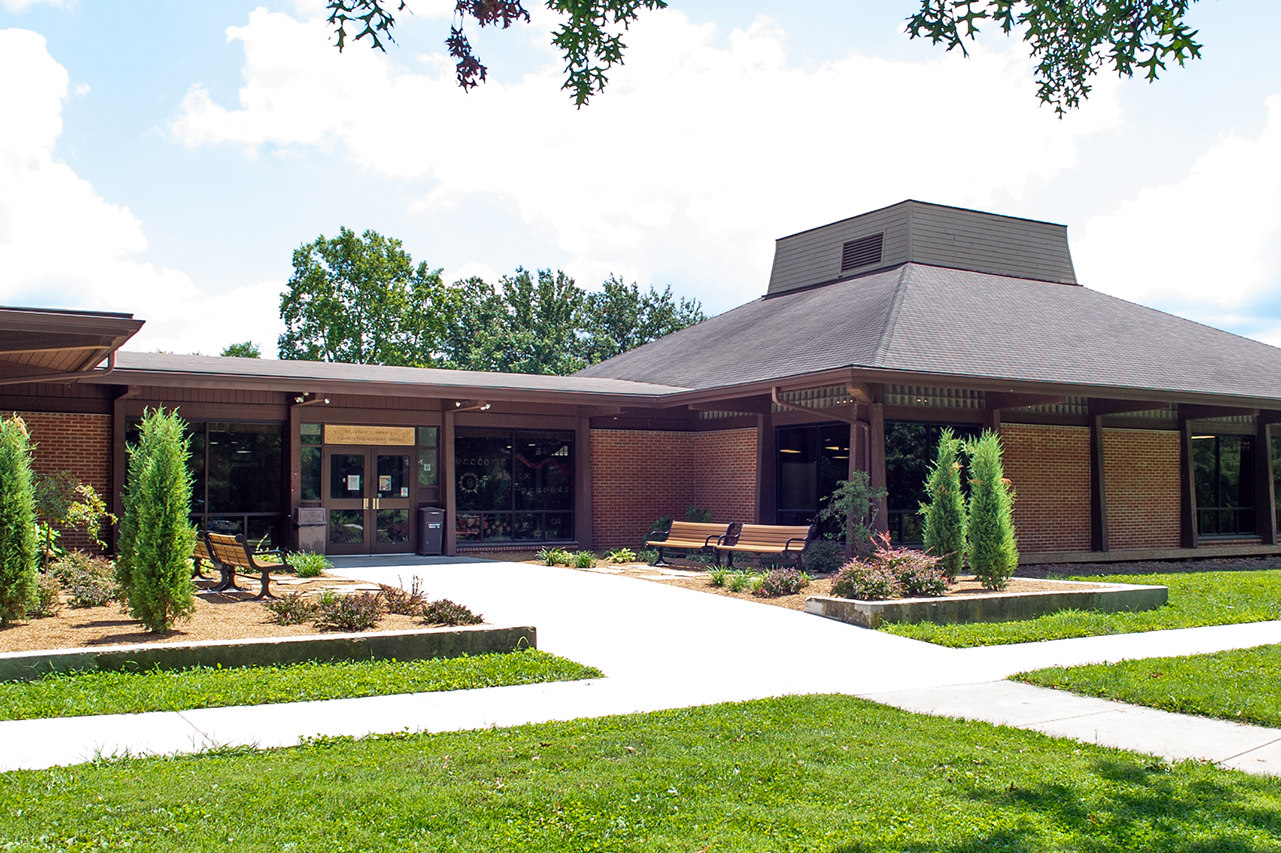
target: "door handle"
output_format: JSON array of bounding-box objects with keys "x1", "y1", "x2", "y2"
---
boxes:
[{"x1": 363, "y1": 498, "x2": 370, "y2": 510}]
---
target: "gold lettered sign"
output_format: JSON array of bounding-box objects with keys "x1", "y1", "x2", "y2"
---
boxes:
[{"x1": 324, "y1": 424, "x2": 416, "y2": 446}]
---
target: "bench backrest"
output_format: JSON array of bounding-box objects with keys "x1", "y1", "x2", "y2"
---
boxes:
[
  {"x1": 662, "y1": 521, "x2": 733, "y2": 542},
  {"x1": 205, "y1": 532, "x2": 253, "y2": 570},
  {"x1": 730, "y1": 524, "x2": 814, "y2": 548},
  {"x1": 193, "y1": 537, "x2": 213, "y2": 562}
]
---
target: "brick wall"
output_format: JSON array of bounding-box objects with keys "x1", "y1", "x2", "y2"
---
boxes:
[
  {"x1": 10, "y1": 411, "x2": 113, "y2": 552},
  {"x1": 1103, "y1": 428, "x2": 1181, "y2": 550},
  {"x1": 1001, "y1": 423, "x2": 1091, "y2": 553},
  {"x1": 693, "y1": 428, "x2": 758, "y2": 528},
  {"x1": 590, "y1": 428, "x2": 759, "y2": 549}
]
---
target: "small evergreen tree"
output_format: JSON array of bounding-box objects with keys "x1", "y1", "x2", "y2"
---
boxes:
[
  {"x1": 116, "y1": 408, "x2": 197, "y2": 632},
  {"x1": 0, "y1": 417, "x2": 38, "y2": 625},
  {"x1": 966, "y1": 430, "x2": 1018, "y2": 590},
  {"x1": 920, "y1": 427, "x2": 967, "y2": 580}
]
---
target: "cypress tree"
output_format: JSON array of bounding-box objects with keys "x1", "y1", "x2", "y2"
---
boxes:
[
  {"x1": 966, "y1": 430, "x2": 1018, "y2": 590},
  {"x1": 117, "y1": 408, "x2": 196, "y2": 632},
  {"x1": 920, "y1": 427, "x2": 966, "y2": 580},
  {"x1": 0, "y1": 416, "x2": 38, "y2": 625}
]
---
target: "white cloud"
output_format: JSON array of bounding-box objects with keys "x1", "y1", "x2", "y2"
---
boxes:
[
  {"x1": 1074, "y1": 93, "x2": 1281, "y2": 315},
  {"x1": 173, "y1": 7, "x2": 1120, "y2": 308},
  {"x1": 0, "y1": 28, "x2": 284, "y2": 355}
]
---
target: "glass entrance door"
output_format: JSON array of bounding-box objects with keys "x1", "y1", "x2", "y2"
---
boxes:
[{"x1": 324, "y1": 447, "x2": 414, "y2": 555}]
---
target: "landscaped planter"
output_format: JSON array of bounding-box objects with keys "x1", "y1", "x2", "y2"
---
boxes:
[
  {"x1": 0, "y1": 624, "x2": 536, "y2": 683},
  {"x1": 804, "y1": 579, "x2": 1167, "y2": 629}
]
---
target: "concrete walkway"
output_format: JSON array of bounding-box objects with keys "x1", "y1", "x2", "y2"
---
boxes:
[{"x1": 2, "y1": 558, "x2": 1280, "y2": 775}]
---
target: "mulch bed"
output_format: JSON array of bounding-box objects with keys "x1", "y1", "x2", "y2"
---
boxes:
[{"x1": 0, "y1": 575, "x2": 424, "y2": 655}]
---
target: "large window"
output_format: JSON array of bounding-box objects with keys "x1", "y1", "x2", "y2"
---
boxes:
[
  {"x1": 455, "y1": 429, "x2": 574, "y2": 543},
  {"x1": 885, "y1": 422, "x2": 980, "y2": 545},
  {"x1": 127, "y1": 419, "x2": 286, "y2": 547},
  {"x1": 1194, "y1": 434, "x2": 1254, "y2": 537},
  {"x1": 776, "y1": 424, "x2": 849, "y2": 528}
]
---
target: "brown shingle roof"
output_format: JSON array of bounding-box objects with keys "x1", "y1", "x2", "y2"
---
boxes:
[{"x1": 578, "y1": 263, "x2": 1281, "y2": 403}]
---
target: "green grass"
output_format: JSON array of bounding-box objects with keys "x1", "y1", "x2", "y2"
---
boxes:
[
  {"x1": 1017, "y1": 643, "x2": 1281, "y2": 729},
  {"x1": 881, "y1": 570, "x2": 1281, "y2": 647},
  {"x1": 2, "y1": 695, "x2": 1279, "y2": 851},
  {"x1": 0, "y1": 650, "x2": 601, "y2": 721}
]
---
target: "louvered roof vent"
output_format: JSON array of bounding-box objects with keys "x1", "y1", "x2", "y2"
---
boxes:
[{"x1": 841, "y1": 233, "x2": 884, "y2": 273}]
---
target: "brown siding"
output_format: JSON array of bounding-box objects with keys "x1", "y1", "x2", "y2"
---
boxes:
[
  {"x1": 1002, "y1": 423, "x2": 1092, "y2": 553},
  {"x1": 591, "y1": 427, "x2": 760, "y2": 549},
  {"x1": 11, "y1": 411, "x2": 113, "y2": 553},
  {"x1": 1104, "y1": 428, "x2": 1181, "y2": 550}
]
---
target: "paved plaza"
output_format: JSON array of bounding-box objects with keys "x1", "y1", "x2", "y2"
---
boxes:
[{"x1": 1, "y1": 557, "x2": 1279, "y2": 774}]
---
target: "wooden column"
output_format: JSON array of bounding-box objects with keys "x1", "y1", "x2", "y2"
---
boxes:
[
  {"x1": 1180, "y1": 417, "x2": 1199, "y2": 549},
  {"x1": 1090, "y1": 415, "x2": 1109, "y2": 552},
  {"x1": 109, "y1": 385, "x2": 139, "y2": 552},
  {"x1": 1258, "y1": 421, "x2": 1276, "y2": 545},
  {"x1": 757, "y1": 411, "x2": 776, "y2": 524},
  {"x1": 443, "y1": 407, "x2": 457, "y2": 556},
  {"x1": 575, "y1": 415, "x2": 593, "y2": 548},
  {"x1": 869, "y1": 402, "x2": 888, "y2": 533},
  {"x1": 287, "y1": 403, "x2": 303, "y2": 551}
]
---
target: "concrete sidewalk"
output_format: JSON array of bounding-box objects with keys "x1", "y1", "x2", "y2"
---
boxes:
[{"x1": 1, "y1": 559, "x2": 1279, "y2": 774}]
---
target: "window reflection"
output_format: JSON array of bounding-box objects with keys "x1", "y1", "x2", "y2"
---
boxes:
[{"x1": 455, "y1": 428, "x2": 574, "y2": 542}]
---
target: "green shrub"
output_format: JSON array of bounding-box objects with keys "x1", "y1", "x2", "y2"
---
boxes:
[
  {"x1": 0, "y1": 416, "x2": 38, "y2": 625},
  {"x1": 832, "y1": 536, "x2": 951, "y2": 600},
  {"x1": 817, "y1": 471, "x2": 887, "y2": 556},
  {"x1": 379, "y1": 576, "x2": 426, "y2": 615},
  {"x1": 314, "y1": 591, "x2": 383, "y2": 632},
  {"x1": 684, "y1": 504, "x2": 713, "y2": 523},
  {"x1": 636, "y1": 548, "x2": 659, "y2": 564},
  {"x1": 966, "y1": 430, "x2": 1018, "y2": 590},
  {"x1": 802, "y1": 539, "x2": 844, "y2": 574},
  {"x1": 28, "y1": 572, "x2": 62, "y2": 618},
  {"x1": 727, "y1": 570, "x2": 758, "y2": 593},
  {"x1": 920, "y1": 427, "x2": 967, "y2": 580},
  {"x1": 754, "y1": 567, "x2": 811, "y2": 597},
  {"x1": 51, "y1": 551, "x2": 118, "y2": 608},
  {"x1": 290, "y1": 550, "x2": 331, "y2": 578},
  {"x1": 116, "y1": 408, "x2": 198, "y2": 632},
  {"x1": 261, "y1": 592, "x2": 319, "y2": 625},
  {"x1": 706, "y1": 565, "x2": 728, "y2": 587},
  {"x1": 33, "y1": 470, "x2": 114, "y2": 568},
  {"x1": 537, "y1": 547, "x2": 574, "y2": 566},
  {"x1": 604, "y1": 547, "x2": 636, "y2": 564},
  {"x1": 422, "y1": 598, "x2": 483, "y2": 626},
  {"x1": 572, "y1": 550, "x2": 596, "y2": 568},
  {"x1": 645, "y1": 516, "x2": 673, "y2": 544}
]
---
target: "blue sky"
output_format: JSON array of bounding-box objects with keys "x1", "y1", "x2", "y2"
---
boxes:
[{"x1": 2, "y1": 0, "x2": 1280, "y2": 356}]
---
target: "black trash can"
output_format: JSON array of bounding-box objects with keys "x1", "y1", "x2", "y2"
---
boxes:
[{"x1": 418, "y1": 506, "x2": 445, "y2": 556}]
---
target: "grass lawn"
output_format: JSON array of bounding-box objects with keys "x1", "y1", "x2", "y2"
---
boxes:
[
  {"x1": 1017, "y1": 643, "x2": 1281, "y2": 729},
  {"x1": 2, "y1": 695, "x2": 1278, "y2": 851},
  {"x1": 0, "y1": 650, "x2": 601, "y2": 721},
  {"x1": 881, "y1": 570, "x2": 1281, "y2": 647}
]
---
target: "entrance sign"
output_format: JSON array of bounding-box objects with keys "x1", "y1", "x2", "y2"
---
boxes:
[{"x1": 325, "y1": 425, "x2": 415, "y2": 446}]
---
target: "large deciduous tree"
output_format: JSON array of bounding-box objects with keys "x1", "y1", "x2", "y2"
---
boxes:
[
  {"x1": 326, "y1": 1, "x2": 1203, "y2": 112},
  {"x1": 277, "y1": 229, "x2": 705, "y2": 374},
  {"x1": 278, "y1": 227, "x2": 448, "y2": 366}
]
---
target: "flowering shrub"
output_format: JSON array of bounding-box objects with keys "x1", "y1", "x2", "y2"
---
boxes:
[
  {"x1": 422, "y1": 598, "x2": 483, "y2": 626},
  {"x1": 51, "y1": 551, "x2": 118, "y2": 608},
  {"x1": 831, "y1": 534, "x2": 951, "y2": 600},
  {"x1": 314, "y1": 592, "x2": 383, "y2": 632},
  {"x1": 753, "y1": 567, "x2": 812, "y2": 597},
  {"x1": 802, "y1": 540, "x2": 844, "y2": 575}
]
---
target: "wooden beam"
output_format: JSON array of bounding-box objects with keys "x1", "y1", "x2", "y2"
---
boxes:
[
  {"x1": 687, "y1": 395, "x2": 773, "y2": 415},
  {"x1": 1181, "y1": 404, "x2": 1260, "y2": 421},
  {"x1": 443, "y1": 407, "x2": 457, "y2": 557},
  {"x1": 846, "y1": 382, "x2": 873, "y2": 405},
  {"x1": 770, "y1": 387, "x2": 860, "y2": 424},
  {"x1": 1180, "y1": 418, "x2": 1199, "y2": 549},
  {"x1": 1090, "y1": 414, "x2": 1109, "y2": 552},
  {"x1": 869, "y1": 403, "x2": 887, "y2": 533},
  {"x1": 985, "y1": 392, "x2": 1067, "y2": 411},
  {"x1": 1259, "y1": 422, "x2": 1276, "y2": 545},
  {"x1": 758, "y1": 410, "x2": 776, "y2": 524},
  {"x1": 1088, "y1": 398, "x2": 1170, "y2": 417},
  {"x1": 575, "y1": 415, "x2": 593, "y2": 548}
]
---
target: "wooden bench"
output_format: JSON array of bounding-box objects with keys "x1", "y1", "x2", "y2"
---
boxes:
[
  {"x1": 191, "y1": 536, "x2": 218, "y2": 581},
  {"x1": 203, "y1": 532, "x2": 294, "y2": 600},
  {"x1": 715, "y1": 524, "x2": 815, "y2": 569},
  {"x1": 645, "y1": 521, "x2": 736, "y2": 567}
]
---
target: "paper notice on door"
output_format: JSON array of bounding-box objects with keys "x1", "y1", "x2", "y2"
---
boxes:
[
  {"x1": 380, "y1": 475, "x2": 392, "y2": 492},
  {"x1": 347, "y1": 475, "x2": 361, "y2": 491}
]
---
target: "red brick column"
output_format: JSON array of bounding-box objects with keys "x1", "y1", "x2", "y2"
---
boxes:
[
  {"x1": 693, "y1": 428, "x2": 758, "y2": 528},
  {"x1": 1103, "y1": 428, "x2": 1181, "y2": 550},
  {"x1": 1001, "y1": 424, "x2": 1091, "y2": 553}
]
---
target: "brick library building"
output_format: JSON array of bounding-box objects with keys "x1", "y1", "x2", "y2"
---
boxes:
[{"x1": 5, "y1": 201, "x2": 1281, "y2": 565}]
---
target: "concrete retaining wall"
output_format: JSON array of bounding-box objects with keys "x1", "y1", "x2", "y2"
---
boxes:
[
  {"x1": 0, "y1": 625, "x2": 536, "y2": 683},
  {"x1": 804, "y1": 582, "x2": 1167, "y2": 629}
]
